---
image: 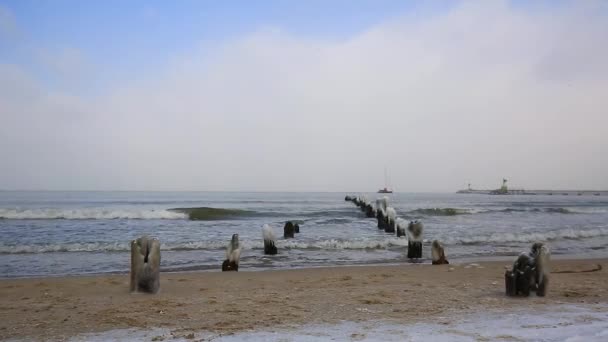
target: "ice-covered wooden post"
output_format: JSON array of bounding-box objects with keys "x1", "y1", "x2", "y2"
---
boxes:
[
  {"x1": 222, "y1": 234, "x2": 241, "y2": 271},
  {"x1": 284, "y1": 221, "x2": 295, "y2": 238},
  {"x1": 130, "y1": 236, "x2": 161, "y2": 294},
  {"x1": 262, "y1": 224, "x2": 278, "y2": 255},
  {"x1": 396, "y1": 218, "x2": 407, "y2": 237},
  {"x1": 505, "y1": 242, "x2": 550, "y2": 297},
  {"x1": 407, "y1": 220, "x2": 423, "y2": 259},
  {"x1": 431, "y1": 240, "x2": 449, "y2": 265},
  {"x1": 376, "y1": 197, "x2": 389, "y2": 230},
  {"x1": 385, "y1": 207, "x2": 397, "y2": 233}
]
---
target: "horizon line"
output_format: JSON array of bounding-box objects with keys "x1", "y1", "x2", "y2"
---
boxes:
[{"x1": 0, "y1": 189, "x2": 457, "y2": 194}]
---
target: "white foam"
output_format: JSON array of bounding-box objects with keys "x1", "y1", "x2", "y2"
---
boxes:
[
  {"x1": 278, "y1": 238, "x2": 409, "y2": 250},
  {"x1": 3, "y1": 225, "x2": 607, "y2": 254},
  {"x1": 69, "y1": 303, "x2": 608, "y2": 342},
  {"x1": 0, "y1": 237, "x2": 412, "y2": 254},
  {"x1": 0, "y1": 208, "x2": 187, "y2": 220},
  {"x1": 443, "y1": 227, "x2": 608, "y2": 245},
  {"x1": 0, "y1": 240, "x2": 228, "y2": 254}
]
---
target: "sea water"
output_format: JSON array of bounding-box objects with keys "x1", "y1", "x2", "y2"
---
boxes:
[{"x1": 1, "y1": 191, "x2": 607, "y2": 277}]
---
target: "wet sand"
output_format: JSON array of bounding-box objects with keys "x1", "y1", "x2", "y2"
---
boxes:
[{"x1": 1, "y1": 259, "x2": 607, "y2": 341}]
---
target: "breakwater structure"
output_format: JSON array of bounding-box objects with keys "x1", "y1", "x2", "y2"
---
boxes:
[{"x1": 457, "y1": 179, "x2": 607, "y2": 196}]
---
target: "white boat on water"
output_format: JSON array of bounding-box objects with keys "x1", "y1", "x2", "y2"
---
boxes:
[{"x1": 378, "y1": 168, "x2": 393, "y2": 193}]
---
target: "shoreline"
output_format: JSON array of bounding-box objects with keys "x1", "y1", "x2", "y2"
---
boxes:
[
  {"x1": 1, "y1": 258, "x2": 607, "y2": 341},
  {"x1": 2, "y1": 252, "x2": 606, "y2": 280}
]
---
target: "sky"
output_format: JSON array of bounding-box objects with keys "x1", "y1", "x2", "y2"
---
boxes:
[{"x1": 1, "y1": 0, "x2": 607, "y2": 192}]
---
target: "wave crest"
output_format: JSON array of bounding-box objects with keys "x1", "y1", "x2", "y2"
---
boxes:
[
  {"x1": 0, "y1": 240, "x2": 231, "y2": 254},
  {"x1": 0, "y1": 238, "x2": 411, "y2": 254},
  {"x1": 168, "y1": 207, "x2": 252, "y2": 220},
  {"x1": 496, "y1": 207, "x2": 572, "y2": 214},
  {"x1": 2, "y1": 228, "x2": 607, "y2": 254},
  {"x1": 409, "y1": 208, "x2": 471, "y2": 216},
  {"x1": 0, "y1": 208, "x2": 187, "y2": 220},
  {"x1": 442, "y1": 228, "x2": 608, "y2": 245}
]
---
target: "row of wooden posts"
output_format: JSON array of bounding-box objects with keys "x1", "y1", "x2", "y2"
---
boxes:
[
  {"x1": 129, "y1": 221, "x2": 301, "y2": 293},
  {"x1": 344, "y1": 195, "x2": 448, "y2": 263}
]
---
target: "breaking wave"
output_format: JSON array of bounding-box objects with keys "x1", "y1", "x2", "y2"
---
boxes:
[
  {"x1": 277, "y1": 238, "x2": 409, "y2": 250},
  {"x1": 0, "y1": 238, "x2": 412, "y2": 254},
  {"x1": 0, "y1": 208, "x2": 187, "y2": 220},
  {"x1": 478, "y1": 207, "x2": 608, "y2": 215},
  {"x1": 4, "y1": 227, "x2": 607, "y2": 254},
  {"x1": 0, "y1": 207, "x2": 258, "y2": 220},
  {"x1": 0, "y1": 224, "x2": 608, "y2": 254},
  {"x1": 406, "y1": 206, "x2": 587, "y2": 217},
  {"x1": 0, "y1": 240, "x2": 230, "y2": 254},
  {"x1": 494, "y1": 207, "x2": 573, "y2": 214},
  {"x1": 310, "y1": 218, "x2": 353, "y2": 225},
  {"x1": 408, "y1": 208, "x2": 472, "y2": 216},
  {"x1": 168, "y1": 207, "x2": 253, "y2": 220},
  {"x1": 2, "y1": 205, "x2": 594, "y2": 221},
  {"x1": 442, "y1": 228, "x2": 608, "y2": 245}
]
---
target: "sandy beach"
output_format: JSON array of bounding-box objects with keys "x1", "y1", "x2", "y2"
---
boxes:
[{"x1": 1, "y1": 258, "x2": 607, "y2": 341}]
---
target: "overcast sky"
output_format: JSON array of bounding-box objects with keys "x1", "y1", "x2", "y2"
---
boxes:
[{"x1": 1, "y1": 0, "x2": 607, "y2": 192}]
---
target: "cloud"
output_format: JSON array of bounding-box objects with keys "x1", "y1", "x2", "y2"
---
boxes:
[
  {"x1": 1, "y1": 1, "x2": 607, "y2": 191},
  {"x1": 34, "y1": 46, "x2": 91, "y2": 83}
]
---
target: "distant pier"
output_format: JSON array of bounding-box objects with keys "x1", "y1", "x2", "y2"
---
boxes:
[
  {"x1": 456, "y1": 189, "x2": 607, "y2": 196},
  {"x1": 456, "y1": 180, "x2": 607, "y2": 196}
]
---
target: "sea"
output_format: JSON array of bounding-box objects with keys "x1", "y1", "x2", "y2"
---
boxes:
[{"x1": 1, "y1": 191, "x2": 607, "y2": 278}]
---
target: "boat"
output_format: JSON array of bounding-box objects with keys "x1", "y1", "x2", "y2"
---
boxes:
[{"x1": 378, "y1": 168, "x2": 393, "y2": 193}]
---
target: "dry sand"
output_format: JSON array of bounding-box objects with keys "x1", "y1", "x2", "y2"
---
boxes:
[{"x1": 1, "y1": 259, "x2": 607, "y2": 341}]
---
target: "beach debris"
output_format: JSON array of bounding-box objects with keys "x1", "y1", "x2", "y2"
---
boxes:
[
  {"x1": 505, "y1": 242, "x2": 550, "y2": 297},
  {"x1": 262, "y1": 224, "x2": 278, "y2": 255},
  {"x1": 431, "y1": 240, "x2": 449, "y2": 265},
  {"x1": 552, "y1": 264, "x2": 602, "y2": 274},
  {"x1": 130, "y1": 235, "x2": 161, "y2": 294},
  {"x1": 222, "y1": 234, "x2": 241, "y2": 272}
]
